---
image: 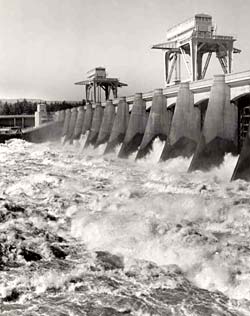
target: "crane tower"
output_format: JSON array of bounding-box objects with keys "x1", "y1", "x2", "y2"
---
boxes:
[
  {"x1": 75, "y1": 67, "x2": 127, "y2": 104},
  {"x1": 152, "y1": 14, "x2": 241, "y2": 84}
]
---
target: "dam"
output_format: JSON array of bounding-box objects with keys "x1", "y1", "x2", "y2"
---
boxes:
[{"x1": 17, "y1": 14, "x2": 250, "y2": 181}]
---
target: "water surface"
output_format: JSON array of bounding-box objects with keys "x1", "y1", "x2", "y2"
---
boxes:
[{"x1": 0, "y1": 138, "x2": 250, "y2": 315}]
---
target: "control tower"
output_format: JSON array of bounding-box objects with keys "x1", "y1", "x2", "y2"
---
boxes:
[
  {"x1": 152, "y1": 14, "x2": 241, "y2": 84},
  {"x1": 75, "y1": 67, "x2": 127, "y2": 104}
]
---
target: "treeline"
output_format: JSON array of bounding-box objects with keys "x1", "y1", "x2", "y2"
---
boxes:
[{"x1": 0, "y1": 99, "x2": 85, "y2": 115}]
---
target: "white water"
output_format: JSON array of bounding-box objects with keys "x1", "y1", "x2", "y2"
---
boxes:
[
  {"x1": 72, "y1": 140, "x2": 250, "y2": 299},
  {"x1": 1, "y1": 138, "x2": 250, "y2": 315}
]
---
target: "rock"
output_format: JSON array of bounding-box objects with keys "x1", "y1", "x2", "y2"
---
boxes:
[
  {"x1": 4, "y1": 203, "x2": 25, "y2": 213},
  {"x1": 45, "y1": 213, "x2": 57, "y2": 221},
  {"x1": 199, "y1": 184, "x2": 207, "y2": 192},
  {"x1": 0, "y1": 210, "x2": 7, "y2": 222},
  {"x1": 3, "y1": 288, "x2": 20, "y2": 302},
  {"x1": 20, "y1": 248, "x2": 42, "y2": 261},
  {"x1": 69, "y1": 276, "x2": 83, "y2": 284},
  {"x1": 50, "y1": 245, "x2": 67, "y2": 259},
  {"x1": 45, "y1": 232, "x2": 65, "y2": 243},
  {"x1": 95, "y1": 251, "x2": 124, "y2": 270}
]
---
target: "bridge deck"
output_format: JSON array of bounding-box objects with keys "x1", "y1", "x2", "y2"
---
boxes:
[{"x1": 106, "y1": 70, "x2": 250, "y2": 106}]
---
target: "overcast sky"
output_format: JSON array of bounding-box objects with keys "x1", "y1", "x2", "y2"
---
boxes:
[{"x1": 0, "y1": 0, "x2": 249, "y2": 101}]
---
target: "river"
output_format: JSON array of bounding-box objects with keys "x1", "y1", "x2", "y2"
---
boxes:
[{"x1": 1, "y1": 137, "x2": 250, "y2": 315}]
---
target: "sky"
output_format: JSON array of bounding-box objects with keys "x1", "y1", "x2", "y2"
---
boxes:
[{"x1": 0, "y1": 0, "x2": 249, "y2": 101}]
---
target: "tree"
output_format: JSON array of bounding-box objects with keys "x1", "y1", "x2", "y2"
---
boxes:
[{"x1": 2, "y1": 102, "x2": 10, "y2": 115}]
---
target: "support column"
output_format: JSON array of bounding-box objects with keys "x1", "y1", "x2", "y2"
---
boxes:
[
  {"x1": 190, "y1": 39, "x2": 198, "y2": 81},
  {"x1": 136, "y1": 89, "x2": 172, "y2": 159},
  {"x1": 56, "y1": 110, "x2": 65, "y2": 123},
  {"x1": 54, "y1": 111, "x2": 59, "y2": 122},
  {"x1": 86, "y1": 84, "x2": 90, "y2": 102},
  {"x1": 118, "y1": 93, "x2": 148, "y2": 158},
  {"x1": 73, "y1": 106, "x2": 85, "y2": 141},
  {"x1": 188, "y1": 74, "x2": 238, "y2": 172},
  {"x1": 104, "y1": 85, "x2": 110, "y2": 100},
  {"x1": 160, "y1": 83, "x2": 200, "y2": 161},
  {"x1": 165, "y1": 51, "x2": 171, "y2": 84},
  {"x1": 112, "y1": 86, "x2": 118, "y2": 99},
  {"x1": 231, "y1": 123, "x2": 250, "y2": 181},
  {"x1": 197, "y1": 52, "x2": 203, "y2": 80},
  {"x1": 228, "y1": 43, "x2": 233, "y2": 73},
  {"x1": 62, "y1": 108, "x2": 71, "y2": 137},
  {"x1": 202, "y1": 52, "x2": 212, "y2": 79},
  {"x1": 84, "y1": 103, "x2": 104, "y2": 148},
  {"x1": 95, "y1": 100, "x2": 115, "y2": 147},
  {"x1": 93, "y1": 82, "x2": 97, "y2": 103},
  {"x1": 81, "y1": 103, "x2": 93, "y2": 135},
  {"x1": 65, "y1": 107, "x2": 78, "y2": 144},
  {"x1": 59, "y1": 110, "x2": 65, "y2": 122},
  {"x1": 104, "y1": 97, "x2": 129, "y2": 154},
  {"x1": 174, "y1": 53, "x2": 181, "y2": 83},
  {"x1": 107, "y1": 86, "x2": 111, "y2": 100},
  {"x1": 35, "y1": 103, "x2": 47, "y2": 127}
]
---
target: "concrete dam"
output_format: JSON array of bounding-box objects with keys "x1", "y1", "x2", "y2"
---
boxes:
[
  {"x1": 22, "y1": 14, "x2": 250, "y2": 182},
  {"x1": 26, "y1": 70, "x2": 250, "y2": 183}
]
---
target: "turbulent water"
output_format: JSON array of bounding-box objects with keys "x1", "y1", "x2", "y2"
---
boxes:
[{"x1": 1, "y1": 136, "x2": 250, "y2": 315}]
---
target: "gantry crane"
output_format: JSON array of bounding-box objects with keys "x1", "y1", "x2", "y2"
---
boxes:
[{"x1": 152, "y1": 14, "x2": 241, "y2": 84}]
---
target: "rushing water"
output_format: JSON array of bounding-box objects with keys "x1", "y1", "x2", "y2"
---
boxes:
[{"x1": 1, "y1": 137, "x2": 250, "y2": 315}]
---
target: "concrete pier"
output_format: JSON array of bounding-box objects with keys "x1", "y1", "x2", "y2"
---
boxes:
[
  {"x1": 66, "y1": 107, "x2": 78, "y2": 143},
  {"x1": 73, "y1": 106, "x2": 85, "y2": 141},
  {"x1": 160, "y1": 83, "x2": 200, "y2": 161},
  {"x1": 81, "y1": 103, "x2": 93, "y2": 135},
  {"x1": 118, "y1": 93, "x2": 147, "y2": 158},
  {"x1": 231, "y1": 126, "x2": 250, "y2": 181},
  {"x1": 95, "y1": 100, "x2": 115, "y2": 147},
  {"x1": 35, "y1": 104, "x2": 47, "y2": 127},
  {"x1": 189, "y1": 75, "x2": 238, "y2": 172},
  {"x1": 62, "y1": 108, "x2": 71, "y2": 137},
  {"x1": 104, "y1": 97, "x2": 129, "y2": 154},
  {"x1": 136, "y1": 89, "x2": 171, "y2": 159},
  {"x1": 57, "y1": 110, "x2": 65, "y2": 122},
  {"x1": 84, "y1": 103, "x2": 104, "y2": 148}
]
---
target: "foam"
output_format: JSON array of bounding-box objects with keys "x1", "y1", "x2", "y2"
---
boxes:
[{"x1": 2, "y1": 138, "x2": 250, "y2": 307}]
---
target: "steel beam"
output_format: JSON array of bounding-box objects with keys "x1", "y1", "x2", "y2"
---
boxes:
[
  {"x1": 202, "y1": 52, "x2": 212, "y2": 79},
  {"x1": 167, "y1": 53, "x2": 177, "y2": 84}
]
